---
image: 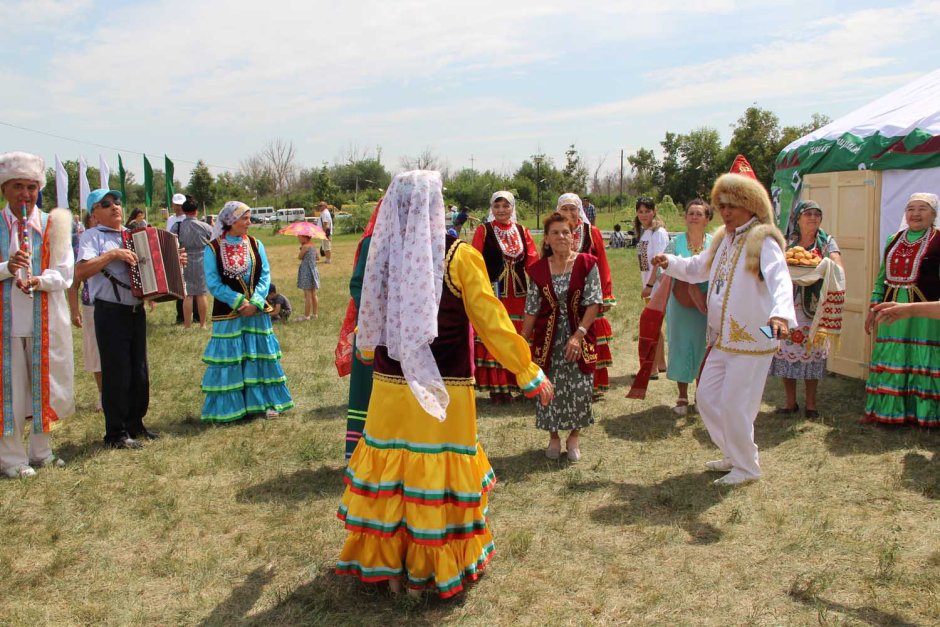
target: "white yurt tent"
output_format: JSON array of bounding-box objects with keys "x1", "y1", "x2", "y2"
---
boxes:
[{"x1": 772, "y1": 69, "x2": 940, "y2": 378}]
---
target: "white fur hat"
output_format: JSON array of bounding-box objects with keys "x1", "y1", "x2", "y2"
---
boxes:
[{"x1": 0, "y1": 151, "x2": 45, "y2": 190}]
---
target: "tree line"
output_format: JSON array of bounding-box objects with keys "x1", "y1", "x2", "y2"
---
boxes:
[{"x1": 46, "y1": 106, "x2": 828, "y2": 221}]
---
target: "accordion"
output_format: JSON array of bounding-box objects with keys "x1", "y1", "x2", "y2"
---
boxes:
[{"x1": 122, "y1": 226, "x2": 185, "y2": 302}]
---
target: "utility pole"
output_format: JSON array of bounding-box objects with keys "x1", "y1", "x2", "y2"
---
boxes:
[
  {"x1": 534, "y1": 156, "x2": 543, "y2": 227},
  {"x1": 619, "y1": 149, "x2": 624, "y2": 212},
  {"x1": 469, "y1": 155, "x2": 475, "y2": 173}
]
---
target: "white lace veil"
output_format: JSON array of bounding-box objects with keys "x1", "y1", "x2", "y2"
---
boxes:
[{"x1": 357, "y1": 170, "x2": 449, "y2": 421}]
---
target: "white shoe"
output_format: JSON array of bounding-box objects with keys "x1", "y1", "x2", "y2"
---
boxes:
[
  {"x1": 30, "y1": 454, "x2": 65, "y2": 469},
  {"x1": 265, "y1": 409, "x2": 279, "y2": 419},
  {"x1": 713, "y1": 471, "x2": 758, "y2": 486},
  {"x1": 672, "y1": 403, "x2": 688, "y2": 416},
  {"x1": 545, "y1": 439, "x2": 561, "y2": 460},
  {"x1": 3, "y1": 465, "x2": 37, "y2": 479},
  {"x1": 704, "y1": 458, "x2": 733, "y2": 472}
]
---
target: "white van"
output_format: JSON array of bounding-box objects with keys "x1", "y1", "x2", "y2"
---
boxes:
[
  {"x1": 251, "y1": 206, "x2": 275, "y2": 223},
  {"x1": 276, "y1": 208, "x2": 306, "y2": 223}
]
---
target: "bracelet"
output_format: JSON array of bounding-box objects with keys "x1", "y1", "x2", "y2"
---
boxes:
[
  {"x1": 646, "y1": 283, "x2": 654, "y2": 288},
  {"x1": 577, "y1": 325, "x2": 587, "y2": 335}
]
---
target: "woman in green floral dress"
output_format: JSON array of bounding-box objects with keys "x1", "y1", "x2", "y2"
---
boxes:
[{"x1": 522, "y1": 209, "x2": 602, "y2": 462}]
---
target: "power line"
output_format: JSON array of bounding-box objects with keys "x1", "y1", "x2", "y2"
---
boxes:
[{"x1": 0, "y1": 120, "x2": 238, "y2": 172}]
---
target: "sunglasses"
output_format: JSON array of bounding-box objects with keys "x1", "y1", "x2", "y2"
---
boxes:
[{"x1": 98, "y1": 198, "x2": 122, "y2": 209}]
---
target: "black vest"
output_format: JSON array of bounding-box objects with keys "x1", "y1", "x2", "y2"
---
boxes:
[
  {"x1": 209, "y1": 236, "x2": 269, "y2": 320},
  {"x1": 375, "y1": 236, "x2": 472, "y2": 380}
]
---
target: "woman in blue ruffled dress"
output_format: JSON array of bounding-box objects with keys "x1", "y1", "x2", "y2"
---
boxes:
[{"x1": 200, "y1": 201, "x2": 293, "y2": 422}]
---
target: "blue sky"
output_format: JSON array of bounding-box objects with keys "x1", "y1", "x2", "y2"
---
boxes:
[{"x1": 3, "y1": 0, "x2": 939, "y2": 183}]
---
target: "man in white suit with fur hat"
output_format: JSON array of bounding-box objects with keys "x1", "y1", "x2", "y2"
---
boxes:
[
  {"x1": 652, "y1": 170, "x2": 796, "y2": 485},
  {"x1": 0, "y1": 151, "x2": 74, "y2": 478}
]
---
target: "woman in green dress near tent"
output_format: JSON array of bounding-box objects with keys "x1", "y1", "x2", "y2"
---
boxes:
[
  {"x1": 663, "y1": 199, "x2": 712, "y2": 415},
  {"x1": 862, "y1": 192, "x2": 940, "y2": 428}
]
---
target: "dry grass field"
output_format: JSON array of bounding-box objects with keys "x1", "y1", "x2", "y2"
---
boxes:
[{"x1": 0, "y1": 224, "x2": 937, "y2": 626}]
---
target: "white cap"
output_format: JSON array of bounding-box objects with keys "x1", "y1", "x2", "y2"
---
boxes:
[{"x1": 172, "y1": 193, "x2": 186, "y2": 205}]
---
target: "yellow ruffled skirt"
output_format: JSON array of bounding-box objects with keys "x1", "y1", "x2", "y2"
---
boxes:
[{"x1": 337, "y1": 376, "x2": 495, "y2": 598}]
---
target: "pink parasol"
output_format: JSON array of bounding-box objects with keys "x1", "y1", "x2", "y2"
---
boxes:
[{"x1": 279, "y1": 221, "x2": 327, "y2": 239}]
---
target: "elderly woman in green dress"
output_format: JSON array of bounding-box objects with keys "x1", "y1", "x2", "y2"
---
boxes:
[{"x1": 521, "y1": 212, "x2": 602, "y2": 462}]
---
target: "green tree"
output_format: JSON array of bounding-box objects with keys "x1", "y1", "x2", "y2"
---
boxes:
[
  {"x1": 560, "y1": 144, "x2": 589, "y2": 194},
  {"x1": 309, "y1": 164, "x2": 343, "y2": 208},
  {"x1": 659, "y1": 132, "x2": 682, "y2": 201},
  {"x1": 212, "y1": 172, "x2": 248, "y2": 205},
  {"x1": 726, "y1": 106, "x2": 782, "y2": 188},
  {"x1": 677, "y1": 127, "x2": 724, "y2": 203},
  {"x1": 445, "y1": 168, "x2": 515, "y2": 211},
  {"x1": 187, "y1": 160, "x2": 215, "y2": 210},
  {"x1": 627, "y1": 147, "x2": 660, "y2": 196}
]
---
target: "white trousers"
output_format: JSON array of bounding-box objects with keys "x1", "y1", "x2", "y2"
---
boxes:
[
  {"x1": 0, "y1": 337, "x2": 52, "y2": 471},
  {"x1": 696, "y1": 348, "x2": 773, "y2": 479}
]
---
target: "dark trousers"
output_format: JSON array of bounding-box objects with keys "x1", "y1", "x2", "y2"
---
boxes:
[{"x1": 94, "y1": 300, "x2": 150, "y2": 442}]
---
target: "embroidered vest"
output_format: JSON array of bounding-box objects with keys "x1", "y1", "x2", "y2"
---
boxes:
[
  {"x1": 481, "y1": 221, "x2": 529, "y2": 298},
  {"x1": 374, "y1": 236, "x2": 473, "y2": 381},
  {"x1": 709, "y1": 224, "x2": 791, "y2": 356},
  {"x1": 881, "y1": 228, "x2": 940, "y2": 303},
  {"x1": 209, "y1": 236, "x2": 264, "y2": 320},
  {"x1": 526, "y1": 253, "x2": 598, "y2": 376}
]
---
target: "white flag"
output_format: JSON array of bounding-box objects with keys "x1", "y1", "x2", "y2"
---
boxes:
[
  {"x1": 79, "y1": 157, "x2": 91, "y2": 212},
  {"x1": 99, "y1": 155, "x2": 110, "y2": 189},
  {"x1": 55, "y1": 155, "x2": 69, "y2": 209}
]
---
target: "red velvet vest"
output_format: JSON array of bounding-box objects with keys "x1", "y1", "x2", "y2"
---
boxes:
[
  {"x1": 374, "y1": 236, "x2": 473, "y2": 380},
  {"x1": 882, "y1": 228, "x2": 940, "y2": 302},
  {"x1": 481, "y1": 222, "x2": 530, "y2": 299},
  {"x1": 526, "y1": 253, "x2": 598, "y2": 376},
  {"x1": 209, "y1": 236, "x2": 268, "y2": 320}
]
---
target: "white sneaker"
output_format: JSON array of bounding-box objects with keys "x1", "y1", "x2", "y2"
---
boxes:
[
  {"x1": 3, "y1": 465, "x2": 37, "y2": 479},
  {"x1": 713, "y1": 471, "x2": 758, "y2": 486},
  {"x1": 704, "y1": 458, "x2": 733, "y2": 472}
]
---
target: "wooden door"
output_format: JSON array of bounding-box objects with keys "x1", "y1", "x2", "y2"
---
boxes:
[{"x1": 801, "y1": 170, "x2": 881, "y2": 379}]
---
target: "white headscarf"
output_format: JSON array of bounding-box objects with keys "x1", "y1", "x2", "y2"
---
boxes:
[
  {"x1": 488, "y1": 190, "x2": 517, "y2": 223},
  {"x1": 210, "y1": 200, "x2": 250, "y2": 241},
  {"x1": 897, "y1": 192, "x2": 940, "y2": 230},
  {"x1": 357, "y1": 170, "x2": 449, "y2": 421},
  {"x1": 556, "y1": 192, "x2": 590, "y2": 225}
]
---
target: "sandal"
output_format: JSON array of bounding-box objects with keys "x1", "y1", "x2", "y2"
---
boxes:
[{"x1": 775, "y1": 404, "x2": 799, "y2": 416}]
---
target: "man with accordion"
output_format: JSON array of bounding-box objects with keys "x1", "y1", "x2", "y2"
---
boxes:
[{"x1": 75, "y1": 188, "x2": 186, "y2": 449}]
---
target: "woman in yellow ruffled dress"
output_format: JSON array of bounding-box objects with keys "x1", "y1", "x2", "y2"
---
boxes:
[{"x1": 336, "y1": 170, "x2": 554, "y2": 598}]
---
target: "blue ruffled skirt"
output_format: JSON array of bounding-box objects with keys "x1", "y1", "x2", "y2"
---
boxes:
[{"x1": 201, "y1": 313, "x2": 294, "y2": 422}]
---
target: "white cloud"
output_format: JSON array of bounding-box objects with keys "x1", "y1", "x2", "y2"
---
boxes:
[
  {"x1": 0, "y1": 0, "x2": 91, "y2": 24},
  {"x1": 512, "y1": 2, "x2": 940, "y2": 125}
]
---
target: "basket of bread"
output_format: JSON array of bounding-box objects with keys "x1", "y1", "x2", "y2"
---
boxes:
[{"x1": 785, "y1": 246, "x2": 820, "y2": 267}]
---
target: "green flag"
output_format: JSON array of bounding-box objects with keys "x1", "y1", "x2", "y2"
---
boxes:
[
  {"x1": 165, "y1": 155, "x2": 175, "y2": 209},
  {"x1": 118, "y1": 155, "x2": 127, "y2": 206},
  {"x1": 143, "y1": 155, "x2": 153, "y2": 209}
]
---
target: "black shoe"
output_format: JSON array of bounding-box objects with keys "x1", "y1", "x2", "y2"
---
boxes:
[
  {"x1": 804, "y1": 409, "x2": 820, "y2": 419},
  {"x1": 106, "y1": 437, "x2": 143, "y2": 450}
]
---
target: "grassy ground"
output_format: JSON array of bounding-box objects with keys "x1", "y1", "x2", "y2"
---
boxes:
[{"x1": 1, "y1": 229, "x2": 937, "y2": 626}]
